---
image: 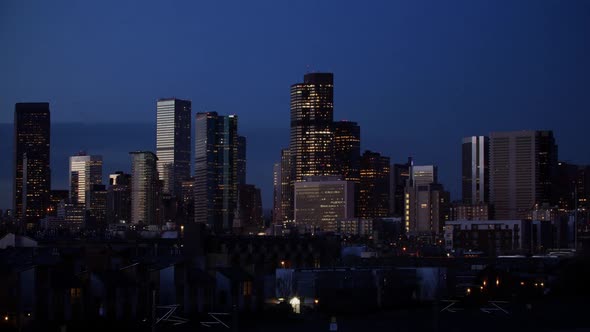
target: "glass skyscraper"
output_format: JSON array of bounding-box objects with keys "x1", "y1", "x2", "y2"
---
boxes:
[
  {"x1": 69, "y1": 153, "x2": 103, "y2": 208},
  {"x1": 130, "y1": 151, "x2": 160, "y2": 225},
  {"x1": 194, "y1": 112, "x2": 238, "y2": 233},
  {"x1": 462, "y1": 136, "x2": 489, "y2": 205},
  {"x1": 13, "y1": 102, "x2": 51, "y2": 222},
  {"x1": 156, "y1": 98, "x2": 191, "y2": 197},
  {"x1": 290, "y1": 73, "x2": 335, "y2": 182},
  {"x1": 334, "y1": 120, "x2": 361, "y2": 183},
  {"x1": 358, "y1": 151, "x2": 390, "y2": 219}
]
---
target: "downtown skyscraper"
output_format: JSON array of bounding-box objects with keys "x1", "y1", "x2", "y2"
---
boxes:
[
  {"x1": 462, "y1": 136, "x2": 489, "y2": 204},
  {"x1": 69, "y1": 153, "x2": 103, "y2": 208},
  {"x1": 358, "y1": 151, "x2": 390, "y2": 219},
  {"x1": 290, "y1": 73, "x2": 336, "y2": 182},
  {"x1": 194, "y1": 112, "x2": 238, "y2": 233},
  {"x1": 13, "y1": 102, "x2": 51, "y2": 222},
  {"x1": 490, "y1": 130, "x2": 558, "y2": 219},
  {"x1": 334, "y1": 120, "x2": 361, "y2": 183},
  {"x1": 130, "y1": 151, "x2": 160, "y2": 225},
  {"x1": 156, "y1": 98, "x2": 191, "y2": 197}
]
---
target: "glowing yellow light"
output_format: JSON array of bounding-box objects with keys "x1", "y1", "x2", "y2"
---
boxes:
[
  {"x1": 520, "y1": 281, "x2": 525, "y2": 286},
  {"x1": 314, "y1": 299, "x2": 319, "y2": 304},
  {"x1": 483, "y1": 280, "x2": 487, "y2": 286},
  {"x1": 496, "y1": 279, "x2": 500, "y2": 286},
  {"x1": 466, "y1": 288, "x2": 471, "y2": 294},
  {"x1": 4, "y1": 316, "x2": 8, "y2": 321}
]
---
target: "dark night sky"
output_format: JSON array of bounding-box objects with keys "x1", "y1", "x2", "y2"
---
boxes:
[{"x1": 1, "y1": 1, "x2": 590, "y2": 210}]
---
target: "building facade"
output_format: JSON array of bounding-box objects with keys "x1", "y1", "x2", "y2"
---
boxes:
[
  {"x1": 290, "y1": 73, "x2": 336, "y2": 182},
  {"x1": 405, "y1": 165, "x2": 450, "y2": 235},
  {"x1": 130, "y1": 152, "x2": 160, "y2": 225},
  {"x1": 358, "y1": 151, "x2": 390, "y2": 219},
  {"x1": 194, "y1": 112, "x2": 238, "y2": 233},
  {"x1": 156, "y1": 98, "x2": 191, "y2": 197},
  {"x1": 107, "y1": 172, "x2": 132, "y2": 224},
  {"x1": 294, "y1": 176, "x2": 355, "y2": 232},
  {"x1": 490, "y1": 131, "x2": 558, "y2": 219},
  {"x1": 462, "y1": 136, "x2": 489, "y2": 204},
  {"x1": 333, "y1": 120, "x2": 360, "y2": 183},
  {"x1": 277, "y1": 148, "x2": 293, "y2": 224},
  {"x1": 69, "y1": 153, "x2": 103, "y2": 208},
  {"x1": 237, "y1": 135, "x2": 247, "y2": 186},
  {"x1": 390, "y1": 158, "x2": 412, "y2": 217},
  {"x1": 13, "y1": 102, "x2": 51, "y2": 222},
  {"x1": 235, "y1": 184, "x2": 263, "y2": 234}
]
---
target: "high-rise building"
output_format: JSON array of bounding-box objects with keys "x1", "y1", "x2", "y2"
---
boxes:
[
  {"x1": 358, "y1": 151, "x2": 390, "y2": 219},
  {"x1": 294, "y1": 176, "x2": 355, "y2": 232},
  {"x1": 390, "y1": 158, "x2": 412, "y2": 217},
  {"x1": 272, "y1": 162, "x2": 282, "y2": 225},
  {"x1": 278, "y1": 148, "x2": 293, "y2": 223},
  {"x1": 69, "y1": 153, "x2": 103, "y2": 208},
  {"x1": 180, "y1": 177, "x2": 195, "y2": 223},
  {"x1": 490, "y1": 131, "x2": 558, "y2": 220},
  {"x1": 87, "y1": 184, "x2": 107, "y2": 228},
  {"x1": 405, "y1": 164, "x2": 450, "y2": 235},
  {"x1": 237, "y1": 135, "x2": 247, "y2": 186},
  {"x1": 13, "y1": 102, "x2": 51, "y2": 222},
  {"x1": 235, "y1": 184, "x2": 263, "y2": 234},
  {"x1": 290, "y1": 73, "x2": 335, "y2": 182},
  {"x1": 333, "y1": 120, "x2": 360, "y2": 183},
  {"x1": 462, "y1": 136, "x2": 489, "y2": 205},
  {"x1": 156, "y1": 98, "x2": 191, "y2": 197},
  {"x1": 107, "y1": 172, "x2": 131, "y2": 224},
  {"x1": 554, "y1": 161, "x2": 578, "y2": 211},
  {"x1": 130, "y1": 151, "x2": 160, "y2": 225},
  {"x1": 194, "y1": 112, "x2": 238, "y2": 233}
]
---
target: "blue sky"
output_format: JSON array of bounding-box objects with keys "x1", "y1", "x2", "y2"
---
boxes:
[{"x1": 1, "y1": 0, "x2": 589, "y2": 209}]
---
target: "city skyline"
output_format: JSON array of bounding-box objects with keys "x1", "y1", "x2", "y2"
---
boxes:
[{"x1": 1, "y1": 0, "x2": 590, "y2": 212}]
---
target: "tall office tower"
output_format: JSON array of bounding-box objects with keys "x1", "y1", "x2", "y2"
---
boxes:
[
  {"x1": 462, "y1": 136, "x2": 490, "y2": 204},
  {"x1": 237, "y1": 135, "x2": 247, "y2": 185},
  {"x1": 107, "y1": 172, "x2": 132, "y2": 224},
  {"x1": 405, "y1": 164, "x2": 450, "y2": 235},
  {"x1": 334, "y1": 120, "x2": 361, "y2": 182},
  {"x1": 390, "y1": 158, "x2": 412, "y2": 217},
  {"x1": 156, "y1": 98, "x2": 191, "y2": 196},
  {"x1": 272, "y1": 162, "x2": 282, "y2": 224},
  {"x1": 130, "y1": 151, "x2": 160, "y2": 225},
  {"x1": 87, "y1": 184, "x2": 107, "y2": 228},
  {"x1": 13, "y1": 102, "x2": 51, "y2": 222},
  {"x1": 194, "y1": 112, "x2": 238, "y2": 233},
  {"x1": 180, "y1": 177, "x2": 195, "y2": 223},
  {"x1": 69, "y1": 153, "x2": 103, "y2": 208},
  {"x1": 358, "y1": 151, "x2": 391, "y2": 219},
  {"x1": 294, "y1": 176, "x2": 355, "y2": 232},
  {"x1": 278, "y1": 148, "x2": 293, "y2": 223},
  {"x1": 554, "y1": 162, "x2": 579, "y2": 210},
  {"x1": 290, "y1": 73, "x2": 336, "y2": 182},
  {"x1": 490, "y1": 131, "x2": 558, "y2": 220},
  {"x1": 235, "y1": 184, "x2": 263, "y2": 234}
]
